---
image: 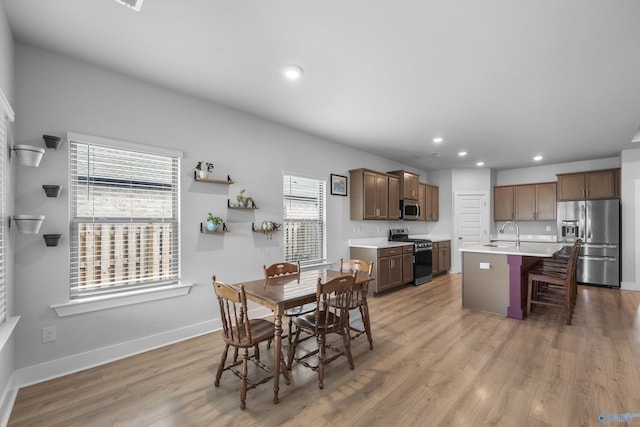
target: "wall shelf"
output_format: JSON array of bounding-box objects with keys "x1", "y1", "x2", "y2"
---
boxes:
[
  {"x1": 252, "y1": 222, "x2": 280, "y2": 239},
  {"x1": 193, "y1": 171, "x2": 234, "y2": 184},
  {"x1": 228, "y1": 199, "x2": 258, "y2": 209},
  {"x1": 200, "y1": 222, "x2": 229, "y2": 234}
]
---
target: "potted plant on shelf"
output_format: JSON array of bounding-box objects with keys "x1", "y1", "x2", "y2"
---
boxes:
[
  {"x1": 236, "y1": 189, "x2": 253, "y2": 208},
  {"x1": 195, "y1": 161, "x2": 214, "y2": 179},
  {"x1": 206, "y1": 213, "x2": 224, "y2": 231}
]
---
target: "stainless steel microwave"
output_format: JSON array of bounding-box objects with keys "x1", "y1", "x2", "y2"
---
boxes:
[{"x1": 401, "y1": 200, "x2": 420, "y2": 220}]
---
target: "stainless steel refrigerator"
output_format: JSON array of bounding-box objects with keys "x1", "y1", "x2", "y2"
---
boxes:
[{"x1": 557, "y1": 199, "x2": 620, "y2": 287}]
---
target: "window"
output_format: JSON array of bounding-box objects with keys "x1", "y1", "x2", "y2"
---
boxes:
[
  {"x1": 283, "y1": 174, "x2": 326, "y2": 266},
  {"x1": 0, "y1": 90, "x2": 12, "y2": 323},
  {"x1": 69, "y1": 133, "x2": 181, "y2": 299}
]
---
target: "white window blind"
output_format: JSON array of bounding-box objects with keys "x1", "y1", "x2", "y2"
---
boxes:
[
  {"x1": 283, "y1": 174, "x2": 326, "y2": 265},
  {"x1": 69, "y1": 138, "x2": 180, "y2": 298},
  {"x1": 0, "y1": 103, "x2": 8, "y2": 323}
]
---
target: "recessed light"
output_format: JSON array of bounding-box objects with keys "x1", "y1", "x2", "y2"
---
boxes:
[
  {"x1": 282, "y1": 65, "x2": 304, "y2": 80},
  {"x1": 113, "y1": 0, "x2": 143, "y2": 11},
  {"x1": 476, "y1": 162, "x2": 485, "y2": 167},
  {"x1": 458, "y1": 151, "x2": 467, "y2": 157},
  {"x1": 533, "y1": 155, "x2": 543, "y2": 161},
  {"x1": 433, "y1": 137, "x2": 443, "y2": 144}
]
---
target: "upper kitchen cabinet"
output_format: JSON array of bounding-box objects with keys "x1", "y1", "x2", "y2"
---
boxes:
[
  {"x1": 418, "y1": 183, "x2": 426, "y2": 221},
  {"x1": 388, "y1": 175, "x2": 400, "y2": 220},
  {"x1": 494, "y1": 186, "x2": 514, "y2": 221},
  {"x1": 350, "y1": 168, "x2": 390, "y2": 220},
  {"x1": 388, "y1": 170, "x2": 420, "y2": 200},
  {"x1": 556, "y1": 168, "x2": 620, "y2": 201},
  {"x1": 425, "y1": 184, "x2": 439, "y2": 221},
  {"x1": 496, "y1": 182, "x2": 556, "y2": 221},
  {"x1": 514, "y1": 183, "x2": 556, "y2": 220}
]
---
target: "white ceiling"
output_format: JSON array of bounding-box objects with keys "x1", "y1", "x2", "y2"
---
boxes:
[{"x1": 4, "y1": 0, "x2": 640, "y2": 170}]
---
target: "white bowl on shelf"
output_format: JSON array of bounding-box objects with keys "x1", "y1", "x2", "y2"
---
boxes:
[
  {"x1": 13, "y1": 145, "x2": 45, "y2": 167},
  {"x1": 13, "y1": 215, "x2": 45, "y2": 234}
]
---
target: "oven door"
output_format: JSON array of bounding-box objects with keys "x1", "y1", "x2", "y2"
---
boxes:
[
  {"x1": 413, "y1": 248, "x2": 432, "y2": 285},
  {"x1": 401, "y1": 200, "x2": 420, "y2": 220}
]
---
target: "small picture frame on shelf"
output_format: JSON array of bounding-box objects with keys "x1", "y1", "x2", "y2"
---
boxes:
[{"x1": 330, "y1": 174, "x2": 348, "y2": 196}]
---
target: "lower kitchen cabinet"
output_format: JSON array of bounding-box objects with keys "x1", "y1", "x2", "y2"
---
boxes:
[
  {"x1": 432, "y1": 240, "x2": 451, "y2": 275},
  {"x1": 350, "y1": 244, "x2": 413, "y2": 294}
]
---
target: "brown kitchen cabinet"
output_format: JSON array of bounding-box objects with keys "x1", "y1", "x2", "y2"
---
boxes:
[
  {"x1": 432, "y1": 240, "x2": 451, "y2": 275},
  {"x1": 513, "y1": 182, "x2": 556, "y2": 221},
  {"x1": 388, "y1": 175, "x2": 400, "y2": 220},
  {"x1": 496, "y1": 182, "x2": 556, "y2": 221},
  {"x1": 350, "y1": 168, "x2": 391, "y2": 220},
  {"x1": 388, "y1": 170, "x2": 420, "y2": 200},
  {"x1": 494, "y1": 186, "x2": 514, "y2": 221},
  {"x1": 350, "y1": 245, "x2": 412, "y2": 294},
  {"x1": 402, "y1": 245, "x2": 414, "y2": 284},
  {"x1": 418, "y1": 183, "x2": 427, "y2": 220},
  {"x1": 425, "y1": 184, "x2": 439, "y2": 221},
  {"x1": 556, "y1": 168, "x2": 620, "y2": 201}
]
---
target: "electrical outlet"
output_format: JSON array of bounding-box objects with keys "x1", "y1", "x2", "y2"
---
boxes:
[
  {"x1": 546, "y1": 226, "x2": 551, "y2": 232},
  {"x1": 42, "y1": 326, "x2": 56, "y2": 343}
]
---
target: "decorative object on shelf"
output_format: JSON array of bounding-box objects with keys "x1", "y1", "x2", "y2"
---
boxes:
[
  {"x1": 235, "y1": 189, "x2": 254, "y2": 208},
  {"x1": 200, "y1": 222, "x2": 229, "y2": 234},
  {"x1": 192, "y1": 171, "x2": 234, "y2": 184},
  {"x1": 206, "y1": 213, "x2": 224, "y2": 231},
  {"x1": 42, "y1": 184, "x2": 62, "y2": 198},
  {"x1": 13, "y1": 145, "x2": 45, "y2": 167},
  {"x1": 12, "y1": 215, "x2": 45, "y2": 234},
  {"x1": 252, "y1": 221, "x2": 281, "y2": 239},
  {"x1": 228, "y1": 198, "x2": 258, "y2": 209},
  {"x1": 330, "y1": 174, "x2": 348, "y2": 196},
  {"x1": 43, "y1": 134, "x2": 62, "y2": 149},
  {"x1": 195, "y1": 161, "x2": 214, "y2": 179},
  {"x1": 43, "y1": 234, "x2": 62, "y2": 247}
]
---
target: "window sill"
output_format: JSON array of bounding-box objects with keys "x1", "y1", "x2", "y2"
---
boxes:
[
  {"x1": 0, "y1": 316, "x2": 20, "y2": 353},
  {"x1": 301, "y1": 262, "x2": 331, "y2": 271},
  {"x1": 51, "y1": 283, "x2": 193, "y2": 317}
]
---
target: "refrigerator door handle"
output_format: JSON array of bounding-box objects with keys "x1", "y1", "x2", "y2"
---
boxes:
[{"x1": 579, "y1": 255, "x2": 618, "y2": 262}]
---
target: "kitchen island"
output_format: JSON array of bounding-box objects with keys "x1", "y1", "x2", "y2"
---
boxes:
[{"x1": 459, "y1": 242, "x2": 562, "y2": 319}]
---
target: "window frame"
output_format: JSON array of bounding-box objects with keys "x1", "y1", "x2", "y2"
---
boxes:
[
  {"x1": 67, "y1": 132, "x2": 182, "y2": 299},
  {"x1": 282, "y1": 173, "x2": 327, "y2": 266}
]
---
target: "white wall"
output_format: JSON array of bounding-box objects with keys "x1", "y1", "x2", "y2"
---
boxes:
[{"x1": 12, "y1": 42, "x2": 434, "y2": 379}]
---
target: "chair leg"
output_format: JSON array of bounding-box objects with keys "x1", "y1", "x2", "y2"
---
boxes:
[
  {"x1": 240, "y1": 347, "x2": 249, "y2": 410},
  {"x1": 288, "y1": 326, "x2": 301, "y2": 369},
  {"x1": 279, "y1": 349, "x2": 291, "y2": 385},
  {"x1": 527, "y1": 276, "x2": 534, "y2": 317},
  {"x1": 254, "y1": 344, "x2": 260, "y2": 361},
  {"x1": 342, "y1": 326, "x2": 354, "y2": 370},
  {"x1": 214, "y1": 343, "x2": 229, "y2": 386},
  {"x1": 317, "y1": 334, "x2": 326, "y2": 390},
  {"x1": 359, "y1": 304, "x2": 374, "y2": 350}
]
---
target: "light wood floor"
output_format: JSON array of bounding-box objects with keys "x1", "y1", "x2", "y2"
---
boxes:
[{"x1": 9, "y1": 274, "x2": 640, "y2": 426}]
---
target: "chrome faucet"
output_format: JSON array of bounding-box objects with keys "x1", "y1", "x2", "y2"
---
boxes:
[{"x1": 499, "y1": 221, "x2": 520, "y2": 247}]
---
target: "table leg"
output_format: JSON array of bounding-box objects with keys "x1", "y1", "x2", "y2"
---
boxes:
[{"x1": 273, "y1": 313, "x2": 282, "y2": 403}]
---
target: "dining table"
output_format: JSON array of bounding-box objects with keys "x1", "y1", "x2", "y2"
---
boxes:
[{"x1": 229, "y1": 268, "x2": 372, "y2": 403}]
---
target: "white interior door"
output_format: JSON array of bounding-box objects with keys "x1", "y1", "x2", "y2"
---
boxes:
[{"x1": 453, "y1": 192, "x2": 489, "y2": 272}]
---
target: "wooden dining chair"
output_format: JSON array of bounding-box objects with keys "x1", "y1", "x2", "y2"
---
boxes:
[
  {"x1": 526, "y1": 240, "x2": 581, "y2": 325},
  {"x1": 288, "y1": 274, "x2": 356, "y2": 389},
  {"x1": 263, "y1": 261, "x2": 315, "y2": 362},
  {"x1": 339, "y1": 258, "x2": 374, "y2": 349},
  {"x1": 212, "y1": 276, "x2": 290, "y2": 410}
]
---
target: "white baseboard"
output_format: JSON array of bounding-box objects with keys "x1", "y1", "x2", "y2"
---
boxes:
[
  {"x1": 13, "y1": 305, "x2": 272, "y2": 389},
  {"x1": 0, "y1": 371, "x2": 17, "y2": 427},
  {"x1": 621, "y1": 281, "x2": 640, "y2": 291}
]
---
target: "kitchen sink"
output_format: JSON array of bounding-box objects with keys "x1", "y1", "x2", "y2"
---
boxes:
[{"x1": 484, "y1": 243, "x2": 516, "y2": 248}]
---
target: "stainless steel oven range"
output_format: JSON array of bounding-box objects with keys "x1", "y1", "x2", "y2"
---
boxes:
[{"x1": 389, "y1": 228, "x2": 433, "y2": 285}]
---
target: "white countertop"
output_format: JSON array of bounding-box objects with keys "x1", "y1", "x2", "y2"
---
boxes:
[
  {"x1": 459, "y1": 242, "x2": 562, "y2": 257},
  {"x1": 348, "y1": 237, "x2": 413, "y2": 249}
]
